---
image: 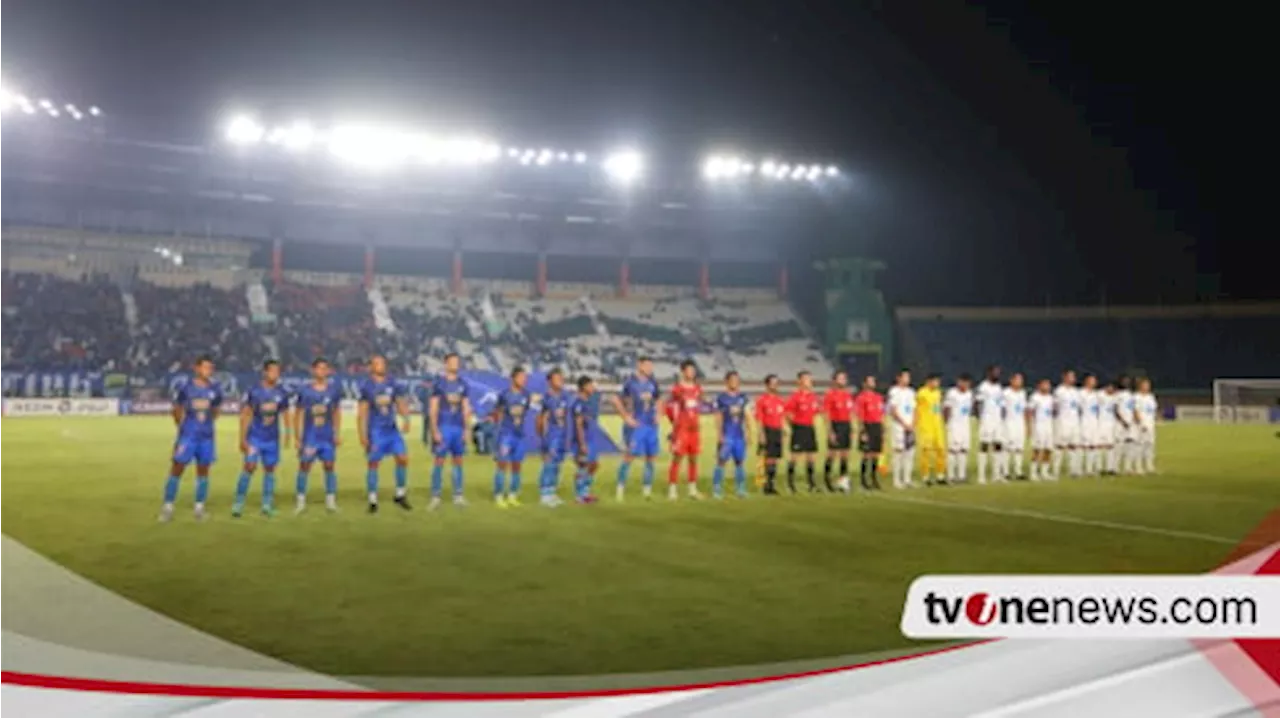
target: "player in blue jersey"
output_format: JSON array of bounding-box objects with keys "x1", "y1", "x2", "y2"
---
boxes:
[
  {"x1": 415, "y1": 380, "x2": 433, "y2": 449},
  {"x1": 611, "y1": 356, "x2": 664, "y2": 502},
  {"x1": 428, "y1": 353, "x2": 473, "y2": 509},
  {"x1": 491, "y1": 366, "x2": 533, "y2": 507},
  {"x1": 293, "y1": 357, "x2": 344, "y2": 513},
  {"x1": 232, "y1": 360, "x2": 292, "y2": 518},
  {"x1": 713, "y1": 371, "x2": 754, "y2": 499},
  {"x1": 159, "y1": 355, "x2": 224, "y2": 522},
  {"x1": 359, "y1": 355, "x2": 412, "y2": 514},
  {"x1": 568, "y1": 375, "x2": 601, "y2": 504},
  {"x1": 536, "y1": 368, "x2": 571, "y2": 507}
]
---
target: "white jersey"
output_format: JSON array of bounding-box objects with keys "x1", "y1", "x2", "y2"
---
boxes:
[
  {"x1": 1135, "y1": 392, "x2": 1158, "y2": 429},
  {"x1": 1002, "y1": 388, "x2": 1028, "y2": 431},
  {"x1": 887, "y1": 386, "x2": 916, "y2": 428},
  {"x1": 1115, "y1": 389, "x2": 1136, "y2": 425},
  {"x1": 943, "y1": 387, "x2": 973, "y2": 430},
  {"x1": 1098, "y1": 392, "x2": 1117, "y2": 425},
  {"x1": 1053, "y1": 385, "x2": 1081, "y2": 424},
  {"x1": 1030, "y1": 393, "x2": 1055, "y2": 450},
  {"x1": 976, "y1": 380, "x2": 1004, "y2": 425}
]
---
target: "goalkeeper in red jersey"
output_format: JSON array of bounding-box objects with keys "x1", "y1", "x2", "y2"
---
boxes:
[{"x1": 666, "y1": 359, "x2": 704, "y2": 501}]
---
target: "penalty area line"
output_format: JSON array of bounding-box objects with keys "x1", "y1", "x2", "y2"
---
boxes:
[{"x1": 871, "y1": 492, "x2": 1238, "y2": 545}]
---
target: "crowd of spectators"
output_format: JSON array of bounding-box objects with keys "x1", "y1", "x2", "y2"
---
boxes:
[
  {"x1": 129, "y1": 282, "x2": 263, "y2": 375},
  {"x1": 1, "y1": 271, "x2": 131, "y2": 371},
  {"x1": 272, "y1": 281, "x2": 379, "y2": 373}
]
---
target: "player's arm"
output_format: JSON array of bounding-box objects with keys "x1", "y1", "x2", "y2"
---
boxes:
[
  {"x1": 239, "y1": 399, "x2": 252, "y2": 454},
  {"x1": 292, "y1": 397, "x2": 304, "y2": 446},
  {"x1": 535, "y1": 404, "x2": 547, "y2": 438},
  {"x1": 357, "y1": 392, "x2": 370, "y2": 450},
  {"x1": 462, "y1": 394, "x2": 474, "y2": 429},
  {"x1": 575, "y1": 410, "x2": 587, "y2": 455},
  {"x1": 744, "y1": 401, "x2": 755, "y2": 448},
  {"x1": 331, "y1": 391, "x2": 343, "y2": 446},
  {"x1": 610, "y1": 391, "x2": 636, "y2": 428},
  {"x1": 713, "y1": 402, "x2": 724, "y2": 449},
  {"x1": 171, "y1": 391, "x2": 185, "y2": 427},
  {"x1": 396, "y1": 391, "x2": 411, "y2": 434}
]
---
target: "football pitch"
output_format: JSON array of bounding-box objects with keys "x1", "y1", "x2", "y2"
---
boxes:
[{"x1": 2, "y1": 416, "x2": 1277, "y2": 681}]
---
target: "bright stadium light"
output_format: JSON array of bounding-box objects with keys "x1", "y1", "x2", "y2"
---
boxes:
[
  {"x1": 702, "y1": 156, "x2": 723, "y2": 180},
  {"x1": 805, "y1": 165, "x2": 822, "y2": 180},
  {"x1": 825, "y1": 165, "x2": 839, "y2": 177},
  {"x1": 537, "y1": 148, "x2": 553, "y2": 166},
  {"x1": 89, "y1": 106, "x2": 102, "y2": 116},
  {"x1": 790, "y1": 165, "x2": 806, "y2": 180},
  {"x1": 741, "y1": 163, "x2": 755, "y2": 175},
  {"x1": 46, "y1": 107, "x2": 60, "y2": 117},
  {"x1": 38, "y1": 98, "x2": 52, "y2": 109},
  {"x1": 328, "y1": 124, "x2": 410, "y2": 169},
  {"x1": 21, "y1": 102, "x2": 35, "y2": 115},
  {"x1": 761, "y1": 160, "x2": 778, "y2": 177},
  {"x1": 557, "y1": 151, "x2": 569, "y2": 161},
  {"x1": 774, "y1": 164, "x2": 791, "y2": 179},
  {"x1": 225, "y1": 114, "x2": 265, "y2": 144},
  {"x1": 507, "y1": 147, "x2": 520, "y2": 158},
  {"x1": 574, "y1": 151, "x2": 587, "y2": 164},
  {"x1": 603, "y1": 149, "x2": 644, "y2": 184},
  {"x1": 279, "y1": 121, "x2": 316, "y2": 152}
]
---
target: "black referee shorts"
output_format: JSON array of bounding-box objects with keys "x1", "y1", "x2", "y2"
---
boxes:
[
  {"x1": 828, "y1": 421, "x2": 852, "y2": 451},
  {"x1": 790, "y1": 425, "x2": 818, "y2": 453},
  {"x1": 859, "y1": 422, "x2": 884, "y2": 453},
  {"x1": 761, "y1": 427, "x2": 784, "y2": 460}
]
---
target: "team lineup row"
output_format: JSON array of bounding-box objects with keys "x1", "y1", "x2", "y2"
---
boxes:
[{"x1": 155, "y1": 354, "x2": 1159, "y2": 521}]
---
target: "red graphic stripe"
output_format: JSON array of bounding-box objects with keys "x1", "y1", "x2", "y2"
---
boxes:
[{"x1": 1, "y1": 641, "x2": 983, "y2": 701}]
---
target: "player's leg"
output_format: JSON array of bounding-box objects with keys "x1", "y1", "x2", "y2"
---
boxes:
[
  {"x1": 713, "y1": 441, "x2": 729, "y2": 498},
  {"x1": 731, "y1": 441, "x2": 748, "y2": 496},
  {"x1": 192, "y1": 440, "x2": 215, "y2": 520},
  {"x1": 493, "y1": 435, "x2": 510, "y2": 506},
  {"x1": 976, "y1": 433, "x2": 990, "y2": 484},
  {"x1": 641, "y1": 430, "x2": 658, "y2": 498},
  {"x1": 685, "y1": 436, "x2": 702, "y2": 498},
  {"x1": 366, "y1": 443, "x2": 384, "y2": 511},
  {"x1": 261, "y1": 450, "x2": 278, "y2": 515},
  {"x1": 1008, "y1": 436, "x2": 1024, "y2": 479},
  {"x1": 295, "y1": 444, "x2": 314, "y2": 514},
  {"x1": 1144, "y1": 428, "x2": 1157, "y2": 473},
  {"x1": 233, "y1": 447, "x2": 258, "y2": 518},
  {"x1": 159, "y1": 440, "x2": 194, "y2": 522},
  {"x1": 616, "y1": 427, "x2": 635, "y2": 498}
]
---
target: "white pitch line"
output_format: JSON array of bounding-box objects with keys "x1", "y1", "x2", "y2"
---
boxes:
[{"x1": 872, "y1": 492, "x2": 1238, "y2": 545}]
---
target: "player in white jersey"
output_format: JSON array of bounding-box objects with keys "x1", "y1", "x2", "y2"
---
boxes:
[
  {"x1": 1114, "y1": 375, "x2": 1137, "y2": 474},
  {"x1": 974, "y1": 365, "x2": 1005, "y2": 484},
  {"x1": 1098, "y1": 380, "x2": 1119, "y2": 475},
  {"x1": 943, "y1": 374, "x2": 974, "y2": 483},
  {"x1": 1001, "y1": 373, "x2": 1029, "y2": 480},
  {"x1": 886, "y1": 369, "x2": 917, "y2": 489},
  {"x1": 1028, "y1": 378, "x2": 1056, "y2": 480},
  {"x1": 1078, "y1": 374, "x2": 1102, "y2": 476},
  {"x1": 1134, "y1": 378, "x2": 1158, "y2": 474},
  {"x1": 1052, "y1": 369, "x2": 1082, "y2": 478}
]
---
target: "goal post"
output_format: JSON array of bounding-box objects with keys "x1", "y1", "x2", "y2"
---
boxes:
[{"x1": 1211, "y1": 379, "x2": 1280, "y2": 424}]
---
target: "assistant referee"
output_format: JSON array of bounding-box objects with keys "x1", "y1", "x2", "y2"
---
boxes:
[{"x1": 853, "y1": 375, "x2": 885, "y2": 490}]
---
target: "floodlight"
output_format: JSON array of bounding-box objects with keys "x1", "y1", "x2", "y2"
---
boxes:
[
  {"x1": 47, "y1": 107, "x2": 60, "y2": 117},
  {"x1": 702, "y1": 156, "x2": 723, "y2": 180},
  {"x1": 790, "y1": 165, "x2": 806, "y2": 180},
  {"x1": 65, "y1": 104, "x2": 78, "y2": 113},
  {"x1": 574, "y1": 151, "x2": 587, "y2": 164},
  {"x1": 519, "y1": 151, "x2": 534, "y2": 166},
  {"x1": 39, "y1": 98, "x2": 52, "y2": 109},
  {"x1": 761, "y1": 160, "x2": 777, "y2": 177},
  {"x1": 328, "y1": 124, "x2": 409, "y2": 168},
  {"x1": 21, "y1": 103, "x2": 35, "y2": 115},
  {"x1": 805, "y1": 166, "x2": 822, "y2": 180},
  {"x1": 558, "y1": 151, "x2": 569, "y2": 161},
  {"x1": 537, "y1": 148, "x2": 553, "y2": 166},
  {"x1": 775, "y1": 164, "x2": 791, "y2": 179},
  {"x1": 225, "y1": 115, "x2": 265, "y2": 144},
  {"x1": 507, "y1": 147, "x2": 520, "y2": 158},
  {"x1": 604, "y1": 149, "x2": 644, "y2": 184},
  {"x1": 741, "y1": 163, "x2": 755, "y2": 175},
  {"x1": 89, "y1": 106, "x2": 102, "y2": 116},
  {"x1": 280, "y1": 121, "x2": 315, "y2": 152}
]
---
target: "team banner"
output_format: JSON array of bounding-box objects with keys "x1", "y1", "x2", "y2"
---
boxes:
[
  {"x1": 901, "y1": 575, "x2": 1280, "y2": 639},
  {"x1": 0, "y1": 370, "x2": 105, "y2": 398},
  {"x1": 1, "y1": 398, "x2": 121, "y2": 417}
]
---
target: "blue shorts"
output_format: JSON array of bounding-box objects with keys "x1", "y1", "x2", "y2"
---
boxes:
[
  {"x1": 244, "y1": 438, "x2": 280, "y2": 468},
  {"x1": 299, "y1": 441, "x2": 337, "y2": 465},
  {"x1": 367, "y1": 432, "x2": 407, "y2": 463},
  {"x1": 719, "y1": 437, "x2": 747, "y2": 464},
  {"x1": 542, "y1": 433, "x2": 567, "y2": 463},
  {"x1": 496, "y1": 431, "x2": 527, "y2": 463},
  {"x1": 173, "y1": 437, "x2": 216, "y2": 466},
  {"x1": 433, "y1": 425, "x2": 467, "y2": 458},
  {"x1": 624, "y1": 424, "x2": 661, "y2": 458},
  {"x1": 570, "y1": 442, "x2": 599, "y2": 465}
]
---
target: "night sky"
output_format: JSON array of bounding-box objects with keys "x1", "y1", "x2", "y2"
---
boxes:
[{"x1": 3, "y1": 1, "x2": 1267, "y2": 304}]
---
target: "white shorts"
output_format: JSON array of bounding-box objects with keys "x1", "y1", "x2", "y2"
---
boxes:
[
  {"x1": 1136, "y1": 424, "x2": 1156, "y2": 446},
  {"x1": 1116, "y1": 422, "x2": 1137, "y2": 443},
  {"x1": 1080, "y1": 419, "x2": 1101, "y2": 447},
  {"x1": 1031, "y1": 424, "x2": 1055, "y2": 451},
  {"x1": 1003, "y1": 424, "x2": 1026, "y2": 452},
  {"x1": 947, "y1": 424, "x2": 971, "y2": 452},
  {"x1": 1055, "y1": 420, "x2": 1080, "y2": 448},
  {"x1": 1098, "y1": 421, "x2": 1116, "y2": 447},
  {"x1": 890, "y1": 423, "x2": 912, "y2": 451},
  {"x1": 978, "y1": 419, "x2": 1004, "y2": 445}
]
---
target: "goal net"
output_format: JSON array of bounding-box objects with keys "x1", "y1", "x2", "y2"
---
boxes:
[{"x1": 1211, "y1": 379, "x2": 1280, "y2": 424}]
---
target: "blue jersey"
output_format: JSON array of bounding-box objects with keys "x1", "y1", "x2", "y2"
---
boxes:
[
  {"x1": 716, "y1": 392, "x2": 750, "y2": 441},
  {"x1": 242, "y1": 383, "x2": 291, "y2": 444},
  {"x1": 620, "y1": 375, "x2": 661, "y2": 427},
  {"x1": 359, "y1": 376, "x2": 405, "y2": 440},
  {"x1": 173, "y1": 379, "x2": 223, "y2": 441},
  {"x1": 296, "y1": 380, "x2": 343, "y2": 444},
  {"x1": 568, "y1": 393, "x2": 599, "y2": 446},
  {"x1": 433, "y1": 375, "x2": 468, "y2": 428},
  {"x1": 495, "y1": 388, "x2": 531, "y2": 435}
]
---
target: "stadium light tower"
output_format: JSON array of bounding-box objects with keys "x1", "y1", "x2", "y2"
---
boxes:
[
  {"x1": 604, "y1": 149, "x2": 644, "y2": 185},
  {"x1": 225, "y1": 114, "x2": 266, "y2": 145}
]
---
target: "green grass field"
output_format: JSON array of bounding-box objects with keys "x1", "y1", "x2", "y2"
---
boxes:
[{"x1": 2, "y1": 416, "x2": 1277, "y2": 680}]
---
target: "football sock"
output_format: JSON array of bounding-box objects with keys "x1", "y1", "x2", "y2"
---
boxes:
[
  {"x1": 806, "y1": 461, "x2": 817, "y2": 489},
  {"x1": 194, "y1": 475, "x2": 210, "y2": 504},
  {"x1": 734, "y1": 464, "x2": 746, "y2": 493},
  {"x1": 510, "y1": 469, "x2": 522, "y2": 495},
  {"x1": 324, "y1": 470, "x2": 337, "y2": 496},
  {"x1": 642, "y1": 461, "x2": 655, "y2": 489},
  {"x1": 786, "y1": 462, "x2": 797, "y2": 492},
  {"x1": 839, "y1": 457, "x2": 849, "y2": 478},
  {"x1": 824, "y1": 458, "x2": 833, "y2": 483},
  {"x1": 859, "y1": 458, "x2": 870, "y2": 487},
  {"x1": 394, "y1": 464, "x2": 407, "y2": 492},
  {"x1": 976, "y1": 452, "x2": 987, "y2": 482},
  {"x1": 262, "y1": 472, "x2": 275, "y2": 507},
  {"x1": 904, "y1": 450, "x2": 916, "y2": 483},
  {"x1": 366, "y1": 467, "x2": 379, "y2": 495},
  {"x1": 235, "y1": 470, "x2": 251, "y2": 504},
  {"x1": 945, "y1": 453, "x2": 957, "y2": 480},
  {"x1": 451, "y1": 465, "x2": 464, "y2": 495},
  {"x1": 431, "y1": 464, "x2": 444, "y2": 495},
  {"x1": 493, "y1": 469, "x2": 506, "y2": 497},
  {"x1": 295, "y1": 469, "x2": 309, "y2": 496},
  {"x1": 1052, "y1": 451, "x2": 1064, "y2": 477},
  {"x1": 617, "y1": 461, "x2": 631, "y2": 489},
  {"x1": 687, "y1": 461, "x2": 697, "y2": 486},
  {"x1": 957, "y1": 453, "x2": 968, "y2": 480},
  {"x1": 1011, "y1": 452, "x2": 1023, "y2": 478},
  {"x1": 713, "y1": 465, "x2": 725, "y2": 493},
  {"x1": 163, "y1": 473, "x2": 181, "y2": 503},
  {"x1": 765, "y1": 463, "x2": 778, "y2": 491},
  {"x1": 668, "y1": 462, "x2": 680, "y2": 485}
]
